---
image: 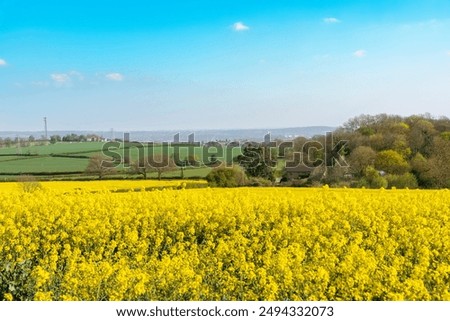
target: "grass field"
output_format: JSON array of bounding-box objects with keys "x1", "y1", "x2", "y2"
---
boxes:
[
  {"x1": 0, "y1": 156, "x2": 33, "y2": 162},
  {"x1": 0, "y1": 142, "x2": 232, "y2": 179},
  {"x1": 0, "y1": 142, "x2": 105, "y2": 156},
  {"x1": 0, "y1": 156, "x2": 89, "y2": 173}
]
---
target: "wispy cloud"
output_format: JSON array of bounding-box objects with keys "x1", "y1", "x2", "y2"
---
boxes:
[
  {"x1": 232, "y1": 21, "x2": 249, "y2": 31},
  {"x1": 51, "y1": 73, "x2": 71, "y2": 84},
  {"x1": 353, "y1": 49, "x2": 367, "y2": 58},
  {"x1": 323, "y1": 17, "x2": 341, "y2": 24},
  {"x1": 50, "y1": 71, "x2": 83, "y2": 86},
  {"x1": 31, "y1": 81, "x2": 50, "y2": 88},
  {"x1": 69, "y1": 70, "x2": 84, "y2": 81},
  {"x1": 105, "y1": 73, "x2": 124, "y2": 81},
  {"x1": 447, "y1": 50, "x2": 450, "y2": 56},
  {"x1": 400, "y1": 19, "x2": 442, "y2": 32},
  {"x1": 0, "y1": 58, "x2": 7, "y2": 66}
]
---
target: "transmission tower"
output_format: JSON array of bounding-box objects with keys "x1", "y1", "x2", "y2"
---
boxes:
[{"x1": 43, "y1": 117, "x2": 48, "y2": 140}]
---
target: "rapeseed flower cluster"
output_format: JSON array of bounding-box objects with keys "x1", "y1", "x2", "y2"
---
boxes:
[
  {"x1": 2, "y1": 179, "x2": 207, "y2": 193},
  {"x1": 0, "y1": 184, "x2": 449, "y2": 301}
]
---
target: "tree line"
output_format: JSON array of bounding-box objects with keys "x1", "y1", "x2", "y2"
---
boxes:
[
  {"x1": 332, "y1": 113, "x2": 450, "y2": 188},
  {"x1": 206, "y1": 113, "x2": 450, "y2": 189},
  {"x1": 82, "y1": 113, "x2": 449, "y2": 188}
]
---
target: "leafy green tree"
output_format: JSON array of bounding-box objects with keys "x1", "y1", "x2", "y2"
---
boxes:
[
  {"x1": 426, "y1": 138, "x2": 450, "y2": 188},
  {"x1": 410, "y1": 153, "x2": 432, "y2": 187},
  {"x1": 368, "y1": 133, "x2": 385, "y2": 151},
  {"x1": 348, "y1": 146, "x2": 376, "y2": 177},
  {"x1": 440, "y1": 131, "x2": 450, "y2": 141},
  {"x1": 391, "y1": 138, "x2": 412, "y2": 158},
  {"x1": 237, "y1": 144, "x2": 275, "y2": 181},
  {"x1": 408, "y1": 119, "x2": 436, "y2": 156},
  {"x1": 357, "y1": 126, "x2": 375, "y2": 136},
  {"x1": 359, "y1": 166, "x2": 388, "y2": 189},
  {"x1": 375, "y1": 150, "x2": 410, "y2": 175},
  {"x1": 50, "y1": 135, "x2": 61, "y2": 144}
]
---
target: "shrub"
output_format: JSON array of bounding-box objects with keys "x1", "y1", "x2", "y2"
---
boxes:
[
  {"x1": 386, "y1": 173, "x2": 419, "y2": 189},
  {"x1": 247, "y1": 177, "x2": 273, "y2": 187},
  {"x1": 206, "y1": 166, "x2": 247, "y2": 187},
  {"x1": 358, "y1": 166, "x2": 388, "y2": 189},
  {"x1": 17, "y1": 175, "x2": 42, "y2": 193}
]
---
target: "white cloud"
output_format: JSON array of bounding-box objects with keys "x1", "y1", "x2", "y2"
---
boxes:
[
  {"x1": 51, "y1": 73, "x2": 71, "y2": 84},
  {"x1": 105, "y1": 73, "x2": 124, "y2": 81},
  {"x1": 447, "y1": 50, "x2": 450, "y2": 56},
  {"x1": 232, "y1": 22, "x2": 249, "y2": 31},
  {"x1": 323, "y1": 17, "x2": 341, "y2": 24},
  {"x1": 49, "y1": 71, "x2": 84, "y2": 86},
  {"x1": 0, "y1": 58, "x2": 7, "y2": 66},
  {"x1": 353, "y1": 49, "x2": 367, "y2": 58}
]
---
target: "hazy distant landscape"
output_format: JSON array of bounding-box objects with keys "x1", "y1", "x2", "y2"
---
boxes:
[{"x1": 0, "y1": 126, "x2": 335, "y2": 142}]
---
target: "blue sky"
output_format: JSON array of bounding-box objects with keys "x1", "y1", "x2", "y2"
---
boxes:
[{"x1": 1, "y1": 0, "x2": 450, "y2": 131}]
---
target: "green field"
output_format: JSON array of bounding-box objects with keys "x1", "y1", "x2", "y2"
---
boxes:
[
  {"x1": 0, "y1": 142, "x2": 105, "y2": 155},
  {"x1": 0, "y1": 156, "x2": 89, "y2": 173},
  {"x1": 0, "y1": 141, "x2": 239, "y2": 180},
  {"x1": 0, "y1": 155, "x2": 32, "y2": 162}
]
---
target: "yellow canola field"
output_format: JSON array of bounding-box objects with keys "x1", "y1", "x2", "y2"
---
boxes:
[
  {"x1": 0, "y1": 179, "x2": 207, "y2": 193},
  {"x1": 0, "y1": 185, "x2": 449, "y2": 301}
]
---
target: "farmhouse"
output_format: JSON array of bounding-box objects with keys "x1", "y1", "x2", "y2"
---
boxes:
[{"x1": 284, "y1": 164, "x2": 314, "y2": 180}]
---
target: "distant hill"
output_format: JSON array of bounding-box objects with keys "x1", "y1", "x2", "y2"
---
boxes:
[{"x1": 0, "y1": 126, "x2": 336, "y2": 142}]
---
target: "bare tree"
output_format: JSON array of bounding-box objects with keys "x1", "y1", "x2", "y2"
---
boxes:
[
  {"x1": 85, "y1": 154, "x2": 116, "y2": 179},
  {"x1": 132, "y1": 154, "x2": 175, "y2": 180}
]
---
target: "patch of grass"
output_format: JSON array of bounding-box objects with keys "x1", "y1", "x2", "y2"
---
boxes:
[{"x1": 0, "y1": 156, "x2": 89, "y2": 173}]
